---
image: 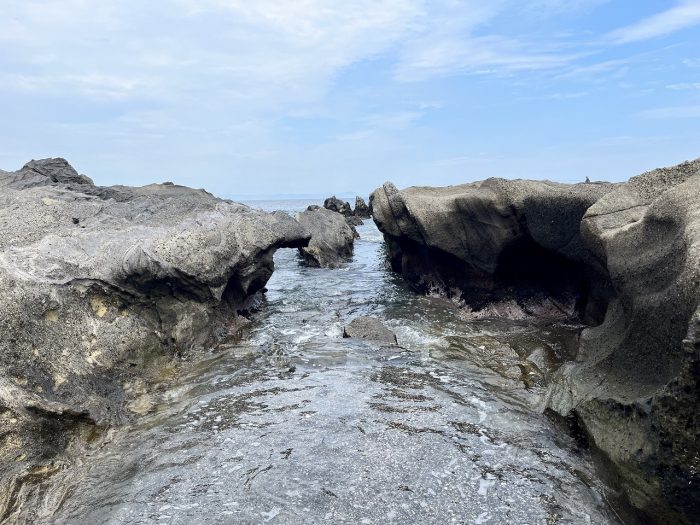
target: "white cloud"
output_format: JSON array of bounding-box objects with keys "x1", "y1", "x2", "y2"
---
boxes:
[
  {"x1": 0, "y1": 72, "x2": 153, "y2": 100},
  {"x1": 667, "y1": 82, "x2": 700, "y2": 90},
  {"x1": 608, "y1": 1, "x2": 700, "y2": 44},
  {"x1": 0, "y1": 0, "x2": 591, "y2": 107},
  {"x1": 555, "y1": 58, "x2": 630, "y2": 81},
  {"x1": 395, "y1": 34, "x2": 576, "y2": 82}
]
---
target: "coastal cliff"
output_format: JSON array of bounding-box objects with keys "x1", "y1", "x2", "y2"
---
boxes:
[
  {"x1": 0, "y1": 158, "x2": 309, "y2": 520},
  {"x1": 371, "y1": 158, "x2": 700, "y2": 523}
]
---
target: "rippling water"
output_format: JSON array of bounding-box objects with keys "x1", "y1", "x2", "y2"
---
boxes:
[{"x1": 41, "y1": 201, "x2": 618, "y2": 524}]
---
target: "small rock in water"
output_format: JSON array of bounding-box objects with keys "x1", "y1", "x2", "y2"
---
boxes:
[{"x1": 343, "y1": 316, "x2": 398, "y2": 344}]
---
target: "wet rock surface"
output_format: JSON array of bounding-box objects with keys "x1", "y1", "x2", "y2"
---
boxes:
[
  {"x1": 370, "y1": 158, "x2": 700, "y2": 523},
  {"x1": 0, "y1": 158, "x2": 309, "y2": 521},
  {"x1": 296, "y1": 207, "x2": 356, "y2": 268},
  {"x1": 343, "y1": 316, "x2": 398, "y2": 344}
]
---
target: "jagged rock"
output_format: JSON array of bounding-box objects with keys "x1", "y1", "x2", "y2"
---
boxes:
[
  {"x1": 296, "y1": 207, "x2": 355, "y2": 268},
  {"x1": 323, "y1": 195, "x2": 352, "y2": 217},
  {"x1": 0, "y1": 158, "x2": 309, "y2": 508},
  {"x1": 9, "y1": 157, "x2": 95, "y2": 187},
  {"x1": 354, "y1": 196, "x2": 371, "y2": 218},
  {"x1": 343, "y1": 316, "x2": 397, "y2": 344},
  {"x1": 370, "y1": 158, "x2": 700, "y2": 524}
]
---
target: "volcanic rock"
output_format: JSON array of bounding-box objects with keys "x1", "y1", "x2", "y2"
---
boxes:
[
  {"x1": 370, "y1": 158, "x2": 700, "y2": 524},
  {"x1": 354, "y1": 196, "x2": 371, "y2": 218},
  {"x1": 323, "y1": 195, "x2": 352, "y2": 217},
  {"x1": 0, "y1": 158, "x2": 309, "y2": 513},
  {"x1": 296, "y1": 207, "x2": 355, "y2": 268}
]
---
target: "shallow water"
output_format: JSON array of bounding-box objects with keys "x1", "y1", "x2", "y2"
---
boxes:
[{"x1": 41, "y1": 201, "x2": 618, "y2": 524}]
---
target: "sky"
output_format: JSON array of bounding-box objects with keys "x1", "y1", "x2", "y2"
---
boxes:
[{"x1": 1, "y1": 1, "x2": 699, "y2": 199}]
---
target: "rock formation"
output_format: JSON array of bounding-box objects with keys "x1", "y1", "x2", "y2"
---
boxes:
[
  {"x1": 296, "y1": 207, "x2": 355, "y2": 268},
  {"x1": 324, "y1": 195, "x2": 372, "y2": 221},
  {"x1": 0, "y1": 158, "x2": 309, "y2": 518},
  {"x1": 354, "y1": 196, "x2": 371, "y2": 218},
  {"x1": 370, "y1": 158, "x2": 700, "y2": 524},
  {"x1": 323, "y1": 195, "x2": 352, "y2": 217},
  {"x1": 343, "y1": 316, "x2": 397, "y2": 344}
]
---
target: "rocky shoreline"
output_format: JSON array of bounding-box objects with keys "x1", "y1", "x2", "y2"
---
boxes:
[
  {"x1": 0, "y1": 158, "x2": 313, "y2": 520},
  {"x1": 2, "y1": 155, "x2": 698, "y2": 523},
  {"x1": 371, "y1": 158, "x2": 700, "y2": 524}
]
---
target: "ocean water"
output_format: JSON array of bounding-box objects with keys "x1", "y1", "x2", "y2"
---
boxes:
[{"x1": 32, "y1": 201, "x2": 618, "y2": 524}]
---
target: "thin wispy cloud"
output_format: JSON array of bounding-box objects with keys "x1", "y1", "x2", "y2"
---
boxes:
[
  {"x1": 667, "y1": 82, "x2": 700, "y2": 90},
  {"x1": 639, "y1": 105, "x2": 700, "y2": 119},
  {"x1": 608, "y1": 0, "x2": 700, "y2": 44}
]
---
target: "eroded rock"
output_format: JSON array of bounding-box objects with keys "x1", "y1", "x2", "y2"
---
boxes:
[
  {"x1": 354, "y1": 196, "x2": 371, "y2": 218},
  {"x1": 0, "y1": 158, "x2": 309, "y2": 516},
  {"x1": 370, "y1": 158, "x2": 700, "y2": 524},
  {"x1": 323, "y1": 195, "x2": 352, "y2": 217},
  {"x1": 296, "y1": 207, "x2": 355, "y2": 268}
]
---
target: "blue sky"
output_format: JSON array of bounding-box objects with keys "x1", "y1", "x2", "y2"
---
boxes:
[{"x1": 1, "y1": 1, "x2": 699, "y2": 198}]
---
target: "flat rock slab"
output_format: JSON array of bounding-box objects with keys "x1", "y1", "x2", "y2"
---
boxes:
[{"x1": 343, "y1": 316, "x2": 398, "y2": 344}]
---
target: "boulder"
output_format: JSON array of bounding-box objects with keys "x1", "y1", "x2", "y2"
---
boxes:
[
  {"x1": 323, "y1": 195, "x2": 352, "y2": 217},
  {"x1": 354, "y1": 196, "x2": 371, "y2": 218},
  {"x1": 343, "y1": 316, "x2": 397, "y2": 344},
  {"x1": 296, "y1": 207, "x2": 355, "y2": 268},
  {"x1": 370, "y1": 158, "x2": 700, "y2": 524},
  {"x1": 0, "y1": 158, "x2": 309, "y2": 512}
]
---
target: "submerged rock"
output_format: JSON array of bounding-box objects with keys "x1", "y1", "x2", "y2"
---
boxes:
[
  {"x1": 0, "y1": 158, "x2": 309, "y2": 513},
  {"x1": 343, "y1": 316, "x2": 397, "y2": 344},
  {"x1": 370, "y1": 157, "x2": 700, "y2": 524},
  {"x1": 296, "y1": 207, "x2": 355, "y2": 268}
]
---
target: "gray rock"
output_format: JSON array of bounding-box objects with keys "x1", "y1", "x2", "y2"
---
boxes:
[
  {"x1": 370, "y1": 157, "x2": 700, "y2": 524},
  {"x1": 343, "y1": 316, "x2": 397, "y2": 344},
  {"x1": 0, "y1": 158, "x2": 309, "y2": 511},
  {"x1": 354, "y1": 196, "x2": 371, "y2": 218},
  {"x1": 345, "y1": 214, "x2": 364, "y2": 235},
  {"x1": 296, "y1": 207, "x2": 355, "y2": 268},
  {"x1": 323, "y1": 195, "x2": 352, "y2": 216},
  {"x1": 7, "y1": 157, "x2": 95, "y2": 187},
  {"x1": 371, "y1": 177, "x2": 615, "y2": 320}
]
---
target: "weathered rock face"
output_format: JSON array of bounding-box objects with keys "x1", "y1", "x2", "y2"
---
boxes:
[
  {"x1": 370, "y1": 158, "x2": 700, "y2": 524},
  {"x1": 0, "y1": 158, "x2": 309, "y2": 517},
  {"x1": 371, "y1": 178, "x2": 617, "y2": 322},
  {"x1": 343, "y1": 316, "x2": 397, "y2": 344},
  {"x1": 354, "y1": 196, "x2": 371, "y2": 218},
  {"x1": 296, "y1": 207, "x2": 355, "y2": 268}
]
